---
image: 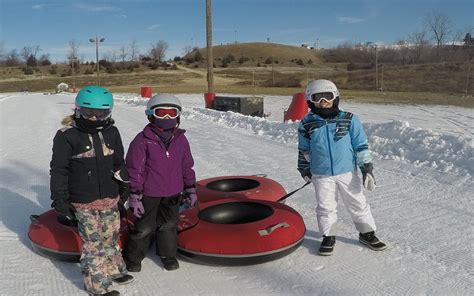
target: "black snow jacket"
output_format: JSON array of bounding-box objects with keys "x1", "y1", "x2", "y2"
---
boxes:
[{"x1": 50, "y1": 116, "x2": 128, "y2": 204}]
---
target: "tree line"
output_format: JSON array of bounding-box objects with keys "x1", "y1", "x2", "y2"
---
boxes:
[
  {"x1": 324, "y1": 11, "x2": 473, "y2": 66},
  {"x1": 0, "y1": 39, "x2": 170, "y2": 68}
]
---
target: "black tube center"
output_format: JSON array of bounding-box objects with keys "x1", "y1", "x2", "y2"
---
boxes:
[
  {"x1": 198, "y1": 202, "x2": 274, "y2": 224},
  {"x1": 206, "y1": 178, "x2": 260, "y2": 192}
]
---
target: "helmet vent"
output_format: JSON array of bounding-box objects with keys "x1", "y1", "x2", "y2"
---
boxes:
[
  {"x1": 102, "y1": 104, "x2": 110, "y2": 106},
  {"x1": 86, "y1": 90, "x2": 92, "y2": 93},
  {"x1": 83, "y1": 102, "x2": 91, "y2": 105},
  {"x1": 103, "y1": 91, "x2": 108, "y2": 94}
]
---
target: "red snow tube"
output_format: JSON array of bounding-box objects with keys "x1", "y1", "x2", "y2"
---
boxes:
[
  {"x1": 196, "y1": 175, "x2": 287, "y2": 203},
  {"x1": 177, "y1": 198, "x2": 305, "y2": 265},
  {"x1": 28, "y1": 209, "x2": 132, "y2": 262}
]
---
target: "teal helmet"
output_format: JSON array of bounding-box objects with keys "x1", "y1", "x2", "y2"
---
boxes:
[{"x1": 75, "y1": 86, "x2": 113, "y2": 109}]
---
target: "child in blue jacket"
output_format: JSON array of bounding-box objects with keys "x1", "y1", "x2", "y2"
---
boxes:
[{"x1": 297, "y1": 79, "x2": 387, "y2": 256}]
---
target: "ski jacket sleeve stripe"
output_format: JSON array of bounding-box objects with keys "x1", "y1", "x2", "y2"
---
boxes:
[
  {"x1": 50, "y1": 130, "x2": 72, "y2": 200},
  {"x1": 349, "y1": 115, "x2": 372, "y2": 167},
  {"x1": 125, "y1": 134, "x2": 147, "y2": 194},
  {"x1": 181, "y1": 136, "x2": 196, "y2": 189}
]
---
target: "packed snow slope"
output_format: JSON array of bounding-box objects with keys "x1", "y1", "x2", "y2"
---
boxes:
[{"x1": 0, "y1": 92, "x2": 473, "y2": 296}]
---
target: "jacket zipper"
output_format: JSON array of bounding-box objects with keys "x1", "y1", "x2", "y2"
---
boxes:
[
  {"x1": 325, "y1": 122, "x2": 334, "y2": 175},
  {"x1": 89, "y1": 133, "x2": 102, "y2": 197}
]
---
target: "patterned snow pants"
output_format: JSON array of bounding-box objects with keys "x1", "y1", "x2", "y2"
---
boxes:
[{"x1": 75, "y1": 206, "x2": 126, "y2": 294}]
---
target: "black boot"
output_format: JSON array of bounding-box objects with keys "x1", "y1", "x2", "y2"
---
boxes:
[
  {"x1": 319, "y1": 235, "x2": 336, "y2": 256},
  {"x1": 161, "y1": 257, "x2": 179, "y2": 271},
  {"x1": 125, "y1": 260, "x2": 142, "y2": 272},
  {"x1": 85, "y1": 286, "x2": 120, "y2": 296},
  {"x1": 111, "y1": 274, "x2": 134, "y2": 285},
  {"x1": 359, "y1": 231, "x2": 387, "y2": 251}
]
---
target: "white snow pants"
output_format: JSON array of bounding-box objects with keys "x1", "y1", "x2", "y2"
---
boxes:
[{"x1": 311, "y1": 171, "x2": 376, "y2": 236}]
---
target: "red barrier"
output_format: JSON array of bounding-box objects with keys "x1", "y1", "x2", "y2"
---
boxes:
[
  {"x1": 204, "y1": 92, "x2": 215, "y2": 109},
  {"x1": 283, "y1": 93, "x2": 308, "y2": 122},
  {"x1": 141, "y1": 86, "x2": 152, "y2": 98}
]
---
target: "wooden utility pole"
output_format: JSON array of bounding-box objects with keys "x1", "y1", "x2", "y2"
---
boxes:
[
  {"x1": 375, "y1": 45, "x2": 378, "y2": 91},
  {"x1": 206, "y1": 0, "x2": 214, "y2": 93},
  {"x1": 380, "y1": 65, "x2": 384, "y2": 91}
]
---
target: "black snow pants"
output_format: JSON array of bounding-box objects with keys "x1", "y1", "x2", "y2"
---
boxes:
[{"x1": 124, "y1": 194, "x2": 181, "y2": 265}]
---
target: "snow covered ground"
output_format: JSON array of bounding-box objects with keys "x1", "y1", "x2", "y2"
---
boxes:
[{"x1": 0, "y1": 92, "x2": 472, "y2": 295}]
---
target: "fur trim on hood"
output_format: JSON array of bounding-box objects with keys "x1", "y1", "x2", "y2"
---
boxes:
[{"x1": 61, "y1": 115, "x2": 75, "y2": 126}]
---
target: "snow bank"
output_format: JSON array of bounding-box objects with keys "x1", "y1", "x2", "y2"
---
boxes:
[
  {"x1": 366, "y1": 120, "x2": 473, "y2": 177},
  {"x1": 116, "y1": 95, "x2": 473, "y2": 178}
]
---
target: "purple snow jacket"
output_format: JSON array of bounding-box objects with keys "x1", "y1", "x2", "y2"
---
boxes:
[{"x1": 125, "y1": 124, "x2": 196, "y2": 197}]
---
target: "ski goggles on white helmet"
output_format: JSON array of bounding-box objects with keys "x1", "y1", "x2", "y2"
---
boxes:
[
  {"x1": 77, "y1": 106, "x2": 112, "y2": 120},
  {"x1": 310, "y1": 92, "x2": 336, "y2": 103},
  {"x1": 146, "y1": 106, "x2": 181, "y2": 119}
]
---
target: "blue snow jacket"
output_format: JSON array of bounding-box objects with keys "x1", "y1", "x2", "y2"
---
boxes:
[{"x1": 297, "y1": 111, "x2": 372, "y2": 177}]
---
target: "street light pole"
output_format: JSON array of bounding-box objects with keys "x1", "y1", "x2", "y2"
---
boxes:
[
  {"x1": 366, "y1": 42, "x2": 378, "y2": 90},
  {"x1": 90, "y1": 36, "x2": 105, "y2": 86}
]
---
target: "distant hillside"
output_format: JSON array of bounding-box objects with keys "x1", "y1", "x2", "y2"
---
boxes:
[{"x1": 182, "y1": 42, "x2": 322, "y2": 67}]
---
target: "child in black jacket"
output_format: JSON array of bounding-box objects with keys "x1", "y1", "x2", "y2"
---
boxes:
[{"x1": 50, "y1": 86, "x2": 133, "y2": 296}]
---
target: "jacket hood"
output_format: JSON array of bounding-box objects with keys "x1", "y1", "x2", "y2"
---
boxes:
[{"x1": 61, "y1": 115, "x2": 74, "y2": 126}]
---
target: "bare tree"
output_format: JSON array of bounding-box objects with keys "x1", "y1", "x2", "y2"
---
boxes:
[
  {"x1": 68, "y1": 40, "x2": 80, "y2": 90},
  {"x1": 103, "y1": 50, "x2": 117, "y2": 63},
  {"x1": 39, "y1": 54, "x2": 52, "y2": 66},
  {"x1": 150, "y1": 40, "x2": 169, "y2": 62},
  {"x1": 408, "y1": 30, "x2": 430, "y2": 63},
  {"x1": 183, "y1": 45, "x2": 193, "y2": 55},
  {"x1": 20, "y1": 45, "x2": 41, "y2": 62},
  {"x1": 118, "y1": 45, "x2": 128, "y2": 62},
  {"x1": 129, "y1": 39, "x2": 140, "y2": 61},
  {"x1": 0, "y1": 41, "x2": 5, "y2": 60},
  {"x1": 5, "y1": 49, "x2": 20, "y2": 66},
  {"x1": 68, "y1": 39, "x2": 80, "y2": 61},
  {"x1": 424, "y1": 11, "x2": 452, "y2": 60}
]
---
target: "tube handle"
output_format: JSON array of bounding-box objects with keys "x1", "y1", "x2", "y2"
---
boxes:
[{"x1": 258, "y1": 222, "x2": 289, "y2": 236}]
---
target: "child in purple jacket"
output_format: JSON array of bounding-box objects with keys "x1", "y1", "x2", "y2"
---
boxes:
[{"x1": 123, "y1": 93, "x2": 197, "y2": 272}]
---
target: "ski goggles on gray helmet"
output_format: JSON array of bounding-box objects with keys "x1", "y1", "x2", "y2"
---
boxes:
[{"x1": 311, "y1": 92, "x2": 336, "y2": 103}]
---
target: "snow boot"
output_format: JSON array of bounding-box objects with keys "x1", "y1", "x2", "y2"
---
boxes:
[
  {"x1": 111, "y1": 274, "x2": 134, "y2": 285},
  {"x1": 359, "y1": 231, "x2": 387, "y2": 251},
  {"x1": 161, "y1": 257, "x2": 179, "y2": 271},
  {"x1": 85, "y1": 285, "x2": 120, "y2": 296},
  {"x1": 319, "y1": 235, "x2": 336, "y2": 256},
  {"x1": 89, "y1": 291, "x2": 120, "y2": 296},
  {"x1": 125, "y1": 261, "x2": 141, "y2": 272}
]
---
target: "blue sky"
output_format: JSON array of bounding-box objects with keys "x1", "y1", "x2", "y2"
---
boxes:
[{"x1": 1, "y1": 0, "x2": 473, "y2": 62}]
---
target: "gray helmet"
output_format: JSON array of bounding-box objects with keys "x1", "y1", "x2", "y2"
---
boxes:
[
  {"x1": 145, "y1": 93, "x2": 182, "y2": 117},
  {"x1": 305, "y1": 79, "x2": 340, "y2": 101}
]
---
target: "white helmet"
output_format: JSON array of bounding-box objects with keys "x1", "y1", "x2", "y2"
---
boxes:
[
  {"x1": 145, "y1": 93, "x2": 182, "y2": 116},
  {"x1": 305, "y1": 79, "x2": 340, "y2": 101}
]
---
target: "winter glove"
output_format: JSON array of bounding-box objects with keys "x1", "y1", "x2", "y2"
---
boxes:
[
  {"x1": 51, "y1": 199, "x2": 76, "y2": 220},
  {"x1": 119, "y1": 183, "x2": 130, "y2": 204},
  {"x1": 129, "y1": 194, "x2": 145, "y2": 218},
  {"x1": 360, "y1": 163, "x2": 376, "y2": 191},
  {"x1": 183, "y1": 187, "x2": 198, "y2": 207},
  {"x1": 303, "y1": 174, "x2": 312, "y2": 183}
]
